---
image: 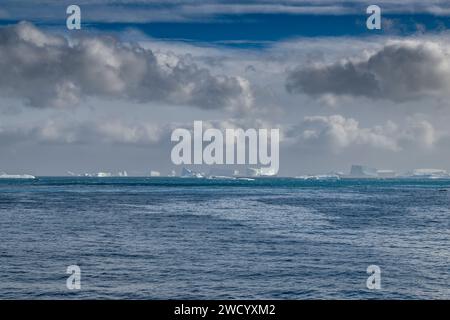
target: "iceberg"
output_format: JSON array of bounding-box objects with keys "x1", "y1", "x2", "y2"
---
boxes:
[
  {"x1": 0, "y1": 172, "x2": 35, "y2": 179},
  {"x1": 96, "y1": 172, "x2": 112, "y2": 177},
  {"x1": 348, "y1": 165, "x2": 378, "y2": 178},
  {"x1": 150, "y1": 171, "x2": 161, "y2": 177},
  {"x1": 295, "y1": 174, "x2": 340, "y2": 181},
  {"x1": 377, "y1": 170, "x2": 397, "y2": 178},
  {"x1": 404, "y1": 169, "x2": 449, "y2": 179},
  {"x1": 246, "y1": 167, "x2": 277, "y2": 177},
  {"x1": 180, "y1": 167, "x2": 205, "y2": 178},
  {"x1": 237, "y1": 177, "x2": 255, "y2": 181}
]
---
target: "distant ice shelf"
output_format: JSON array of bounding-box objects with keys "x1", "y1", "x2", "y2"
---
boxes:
[{"x1": 0, "y1": 172, "x2": 35, "y2": 179}]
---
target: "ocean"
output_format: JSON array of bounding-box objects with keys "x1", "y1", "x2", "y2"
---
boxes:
[{"x1": 0, "y1": 177, "x2": 448, "y2": 299}]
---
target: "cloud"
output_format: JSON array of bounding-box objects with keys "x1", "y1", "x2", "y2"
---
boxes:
[
  {"x1": 399, "y1": 117, "x2": 437, "y2": 148},
  {"x1": 0, "y1": 22, "x2": 253, "y2": 112},
  {"x1": 5, "y1": 1, "x2": 450, "y2": 24},
  {"x1": 0, "y1": 118, "x2": 171, "y2": 146},
  {"x1": 0, "y1": 116, "x2": 274, "y2": 146},
  {"x1": 0, "y1": 1, "x2": 360, "y2": 24},
  {"x1": 286, "y1": 40, "x2": 450, "y2": 102},
  {"x1": 285, "y1": 114, "x2": 438, "y2": 152},
  {"x1": 0, "y1": 113, "x2": 437, "y2": 154},
  {"x1": 179, "y1": 3, "x2": 350, "y2": 16}
]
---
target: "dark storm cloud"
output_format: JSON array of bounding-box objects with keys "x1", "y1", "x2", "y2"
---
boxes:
[{"x1": 286, "y1": 41, "x2": 450, "y2": 102}]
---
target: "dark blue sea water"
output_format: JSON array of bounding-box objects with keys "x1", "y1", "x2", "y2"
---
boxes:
[{"x1": 0, "y1": 177, "x2": 448, "y2": 299}]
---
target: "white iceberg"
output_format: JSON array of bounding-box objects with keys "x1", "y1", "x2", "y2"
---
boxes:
[
  {"x1": 180, "y1": 167, "x2": 205, "y2": 178},
  {"x1": 377, "y1": 170, "x2": 397, "y2": 178},
  {"x1": 295, "y1": 174, "x2": 340, "y2": 181},
  {"x1": 150, "y1": 170, "x2": 161, "y2": 177},
  {"x1": 96, "y1": 172, "x2": 112, "y2": 177},
  {"x1": 246, "y1": 167, "x2": 277, "y2": 177},
  {"x1": 0, "y1": 172, "x2": 35, "y2": 179},
  {"x1": 404, "y1": 169, "x2": 450, "y2": 179}
]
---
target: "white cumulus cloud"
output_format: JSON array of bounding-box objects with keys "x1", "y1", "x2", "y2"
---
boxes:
[{"x1": 285, "y1": 114, "x2": 439, "y2": 152}]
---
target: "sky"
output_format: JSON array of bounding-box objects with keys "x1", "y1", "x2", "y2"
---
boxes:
[{"x1": 2, "y1": 0, "x2": 450, "y2": 176}]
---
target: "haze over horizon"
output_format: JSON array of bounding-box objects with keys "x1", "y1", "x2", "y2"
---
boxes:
[{"x1": 2, "y1": 1, "x2": 450, "y2": 176}]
